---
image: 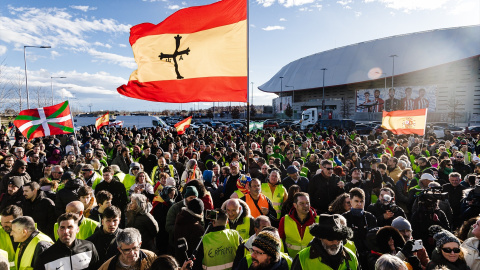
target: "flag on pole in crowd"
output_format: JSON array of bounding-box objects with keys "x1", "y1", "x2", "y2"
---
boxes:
[
  {"x1": 249, "y1": 121, "x2": 263, "y2": 131},
  {"x1": 175, "y1": 116, "x2": 192, "y2": 135},
  {"x1": 13, "y1": 101, "x2": 74, "y2": 141},
  {"x1": 117, "y1": 0, "x2": 247, "y2": 103},
  {"x1": 381, "y1": 108, "x2": 427, "y2": 135},
  {"x1": 95, "y1": 112, "x2": 109, "y2": 130}
]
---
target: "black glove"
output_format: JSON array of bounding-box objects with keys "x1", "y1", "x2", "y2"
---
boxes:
[{"x1": 401, "y1": 240, "x2": 414, "y2": 258}]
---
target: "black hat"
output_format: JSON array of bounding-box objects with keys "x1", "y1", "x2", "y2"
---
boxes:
[
  {"x1": 186, "y1": 198, "x2": 204, "y2": 219},
  {"x1": 252, "y1": 231, "x2": 281, "y2": 258},
  {"x1": 309, "y1": 214, "x2": 353, "y2": 241},
  {"x1": 61, "y1": 171, "x2": 74, "y2": 182}
]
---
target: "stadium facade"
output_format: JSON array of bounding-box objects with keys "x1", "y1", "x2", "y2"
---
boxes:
[{"x1": 258, "y1": 25, "x2": 480, "y2": 123}]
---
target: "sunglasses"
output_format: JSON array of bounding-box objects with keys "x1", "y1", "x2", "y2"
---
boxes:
[
  {"x1": 446, "y1": 164, "x2": 452, "y2": 166},
  {"x1": 456, "y1": 156, "x2": 464, "y2": 158},
  {"x1": 441, "y1": 247, "x2": 461, "y2": 253},
  {"x1": 324, "y1": 167, "x2": 333, "y2": 170}
]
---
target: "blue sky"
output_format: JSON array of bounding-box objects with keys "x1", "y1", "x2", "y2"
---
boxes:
[{"x1": 0, "y1": 0, "x2": 478, "y2": 113}]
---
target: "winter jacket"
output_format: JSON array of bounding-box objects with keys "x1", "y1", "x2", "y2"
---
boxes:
[
  {"x1": 98, "y1": 249, "x2": 156, "y2": 270},
  {"x1": 166, "y1": 199, "x2": 186, "y2": 249},
  {"x1": 461, "y1": 237, "x2": 480, "y2": 270},
  {"x1": 174, "y1": 208, "x2": 205, "y2": 265},
  {"x1": 221, "y1": 199, "x2": 255, "y2": 239},
  {"x1": 0, "y1": 189, "x2": 25, "y2": 213},
  {"x1": 26, "y1": 162, "x2": 45, "y2": 183},
  {"x1": 86, "y1": 227, "x2": 124, "y2": 266},
  {"x1": 426, "y1": 248, "x2": 470, "y2": 270},
  {"x1": 308, "y1": 172, "x2": 343, "y2": 213},
  {"x1": 55, "y1": 178, "x2": 84, "y2": 217},
  {"x1": 366, "y1": 200, "x2": 406, "y2": 227},
  {"x1": 0, "y1": 170, "x2": 31, "y2": 194},
  {"x1": 94, "y1": 180, "x2": 128, "y2": 214},
  {"x1": 35, "y1": 239, "x2": 100, "y2": 270},
  {"x1": 22, "y1": 190, "x2": 56, "y2": 239},
  {"x1": 125, "y1": 210, "x2": 159, "y2": 252},
  {"x1": 386, "y1": 166, "x2": 403, "y2": 183},
  {"x1": 111, "y1": 155, "x2": 130, "y2": 174},
  {"x1": 151, "y1": 195, "x2": 173, "y2": 254}
]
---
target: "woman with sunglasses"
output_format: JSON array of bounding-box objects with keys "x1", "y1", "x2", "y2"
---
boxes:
[{"x1": 426, "y1": 230, "x2": 470, "y2": 270}]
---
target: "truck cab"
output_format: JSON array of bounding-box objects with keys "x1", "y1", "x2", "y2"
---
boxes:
[{"x1": 300, "y1": 108, "x2": 318, "y2": 130}]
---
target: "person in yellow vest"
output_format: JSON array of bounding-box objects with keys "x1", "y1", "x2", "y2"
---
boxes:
[
  {"x1": 0, "y1": 249, "x2": 9, "y2": 269},
  {"x1": 196, "y1": 208, "x2": 242, "y2": 270},
  {"x1": 279, "y1": 192, "x2": 319, "y2": 258},
  {"x1": 233, "y1": 215, "x2": 272, "y2": 268},
  {"x1": 261, "y1": 170, "x2": 288, "y2": 219},
  {"x1": 291, "y1": 214, "x2": 358, "y2": 270},
  {"x1": 111, "y1": 165, "x2": 127, "y2": 183},
  {"x1": 10, "y1": 216, "x2": 53, "y2": 270},
  {"x1": 53, "y1": 201, "x2": 99, "y2": 240},
  {"x1": 151, "y1": 157, "x2": 179, "y2": 186},
  {"x1": 240, "y1": 178, "x2": 277, "y2": 223},
  {"x1": 235, "y1": 230, "x2": 290, "y2": 270},
  {"x1": 81, "y1": 164, "x2": 103, "y2": 189},
  {"x1": 0, "y1": 205, "x2": 23, "y2": 270},
  {"x1": 221, "y1": 199, "x2": 255, "y2": 241}
]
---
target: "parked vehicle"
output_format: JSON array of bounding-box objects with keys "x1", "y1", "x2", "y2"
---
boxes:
[
  {"x1": 300, "y1": 108, "x2": 355, "y2": 130},
  {"x1": 73, "y1": 115, "x2": 169, "y2": 129},
  {"x1": 263, "y1": 119, "x2": 279, "y2": 129},
  {"x1": 355, "y1": 124, "x2": 374, "y2": 135}
]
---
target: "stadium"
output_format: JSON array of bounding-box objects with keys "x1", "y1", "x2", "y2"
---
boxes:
[{"x1": 258, "y1": 25, "x2": 480, "y2": 124}]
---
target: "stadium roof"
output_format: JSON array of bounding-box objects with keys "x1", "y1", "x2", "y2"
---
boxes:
[{"x1": 258, "y1": 25, "x2": 480, "y2": 93}]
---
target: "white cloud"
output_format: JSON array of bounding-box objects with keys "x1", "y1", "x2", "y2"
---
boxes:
[
  {"x1": 0, "y1": 6, "x2": 131, "y2": 49},
  {"x1": 262, "y1": 25, "x2": 286, "y2": 31},
  {"x1": 279, "y1": 18, "x2": 287, "y2": 21},
  {"x1": 312, "y1": 4, "x2": 322, "y2": 10},
  {"x1": 50, "y1": 51, "x2": 60, "y2": 58},
  {"x1": 282, "y1": 0, "x2": 315, "y2": 8},
  {"x1": 168, "y1": 5, "x2": 181, "y2": 10},
  {"x1": 337, "y1": 0, "x2": 353, "y2": 6},
  {"x1": 58, "y1": 88, "x2": 74, "y2": 98},
  {"x1": 355, "y1": 11, "x2": 362, "y2": 17},
  {"x1": 94, "y1": 42, "x2": 112, "y2": 49},
  {"x1": 0, "y1": 45, "x2": 7, "y2": 56},
  {"x1": 365, "y1": 0, "x2": 451, "y2": 12},
  {"x1": 257, "y1": 0, "x2": 276, "y2": 7},
  {"x1": 119, "y1": 44, "x2": 128, "y2": 48},
  {"x1": 449, "y1": 0, "x2": 480, "y2": 15},
  {"x1": 70, "y1": 5, "x2": 97, "y2": 12},
  {"x1": 87, "y1": 48, "x2": 136, "y2": 69}
]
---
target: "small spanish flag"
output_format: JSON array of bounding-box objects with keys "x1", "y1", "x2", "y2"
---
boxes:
[
  {"x1": 175, "y1": 116, "x2": 192, "y2": 135},
  {"x1": 95, "y1": 112, "x2": 109, "y2": 130},
  {"x1": 382, "y1": 108, "x2": 427, "y2": 135}
]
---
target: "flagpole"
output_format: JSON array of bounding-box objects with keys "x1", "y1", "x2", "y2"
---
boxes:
[
  {"x1": 245, "y1": 0, "x2": 250, "y2": 174},
  {"x1": 67, "y1": 99, "x2": 80, "y2": 152}
]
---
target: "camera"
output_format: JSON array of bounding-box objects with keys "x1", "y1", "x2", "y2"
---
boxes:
[
  {"x1": 412, "y1": 240, "x2": 423, "y2": 252},
  {"x1": 206, "y1": 209, "x2": 218, "y2": 220},
  {"x1": 418, "y1": 187, "x2": 448, "y2": 203},
  {"x1": 381, "y1": 195, "x2": 399, "y2": 213}
]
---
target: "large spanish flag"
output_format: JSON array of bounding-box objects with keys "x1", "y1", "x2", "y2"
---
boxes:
[
  {"x1": 382, "y1": 108, "x2": 427, "y2": 135},
  {"x1": 95, "y1": 112, "x2": 109, "y2": 130},
  {"x1": 175, "y1": 116, "x2": 192, "y2": 135},
  {"x1": 117, "y1": 0, "x2": 247, "y2": 103}
]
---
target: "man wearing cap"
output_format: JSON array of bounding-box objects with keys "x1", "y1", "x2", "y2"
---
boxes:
[
  {"x1": 236, "y1": 230, "x2": 290, "y2": 270},
  {"x1": 279, "y1": 192, "x2": 319, "y2": 258},
  {"x1": 282, "y1": 165, "x2": 309, "y2": 192},
  {"x1": 85, "y1": 148, "x2": 95, "y2": 165},
  {"x1": 112, "y1": 147, "x2": 132, "y2": 174},
  {"x1": 408, "y1": 173, "x2": 436, "y2": 209},
  {"x1": 468, "y1": 155, "x2": 480, "y2": 174},
  {"x1": 81, "y1": 164, "x2": 102, "y2": 189},
  {"x1": 0, "y1": 160, "x2": 31, "y2": 195},
  {"x1": 166, "y1": 186, "x2": 199, "y2": 253},
  {"x1": 0, "y1": 176, "x2": 25, "y2": 212},
  {"x1": 391, "y1": 216, "x2": 430, "y2": 268},
  {"x1": 291, "y1": 214, "x2": 357, "y2": 270},
  {"x1": 10, "y1": 216, "x2": 53, "y2": 270}
]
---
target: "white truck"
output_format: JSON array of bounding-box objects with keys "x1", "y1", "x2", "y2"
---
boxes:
[
  {"x1": 300, "y1": 108, "x2": 355, "y2": 130},
  {"x1": 73, "y1": 115, "x2": 170, "y2": 129}
]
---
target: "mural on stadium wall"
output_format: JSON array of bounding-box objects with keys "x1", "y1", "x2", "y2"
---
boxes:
[
  {"x1": 355, "y1": 86, "x2": 437, "y2": 113},
  {"x1": 273, "y1": 96, "x2": 292, "y2": 112}
]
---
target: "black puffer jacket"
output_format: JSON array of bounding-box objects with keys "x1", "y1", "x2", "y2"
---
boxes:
[
  {"x1": 55, "y1": 178, "x2": 84, "y2": 217},
  {"x1": 126, "y1": 210, "x2": 159, "y2": 253},
  {"x1": 34, "y1": 238, "x2": 100, "y2": 270},
  {"x1": 308, "y1": 172, "x2": 343, "y2": 213},
  {"x1": 86, "y1": 227, "x2": 124, "y2": 266},
  {"x1": 22, "y1": 190, "x2": 56, "y2": 239}
]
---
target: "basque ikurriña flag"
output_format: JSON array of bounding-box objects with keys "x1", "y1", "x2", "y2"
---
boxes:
[
  {"x1": 13, "y1": 101, "x2": 74, "y2": 141},
  {"x1": 117, "y1": 0, "x2": 247, "y2": 103},
  {"x1": 381, "y1": 108, "x2": 427, "y2": 136}
]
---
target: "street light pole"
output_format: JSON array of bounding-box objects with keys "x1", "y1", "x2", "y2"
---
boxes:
[
  {"x1": 51, "y1": 76, "x2": 66, "y2": 105},
  {"x1": 321, "y1": 68, "x2": 327, "y2": 119},
  {"x1": 279, "y1": 76, "x2": 284, "y2": 115},
  {"x1": 390, "y1": 55, "x2": 397, "y2": 89},
  {"x1": 24, "y1": 45, "x2": 51, "y2": 109},
  {"x1": 251, "y1": 82, "x2": 254, "y2": 107}
]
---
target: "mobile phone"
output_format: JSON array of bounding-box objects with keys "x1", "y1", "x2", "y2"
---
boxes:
[
  {"x1": 206, "y1": 210, "x2": 218, "y2": 220},
  {"x1": 412, "y1": 240, "x2": 423, "y2": 251}
]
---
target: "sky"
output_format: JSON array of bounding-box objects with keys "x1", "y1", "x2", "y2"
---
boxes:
[{"x1": 0, "y1": 0, "x2": 479, "y2": 113}]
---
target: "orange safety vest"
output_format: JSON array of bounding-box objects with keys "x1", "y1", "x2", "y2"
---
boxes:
[{"x1": 245, "y1": 194, "x2": 269, "y2": 218}]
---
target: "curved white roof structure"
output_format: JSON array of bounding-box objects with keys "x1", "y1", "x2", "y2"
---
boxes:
[{"x1": 258, "y1": 25, "x2": 480, "y2": 93}]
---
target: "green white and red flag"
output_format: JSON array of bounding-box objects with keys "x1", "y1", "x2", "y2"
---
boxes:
[{"x1": 13, "y1": 101, "x2": 74, "y2": 141}]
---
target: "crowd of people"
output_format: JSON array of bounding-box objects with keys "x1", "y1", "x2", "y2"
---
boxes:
[{"x1": 0, "y1": 121, "x2": 479, "y2": 270}]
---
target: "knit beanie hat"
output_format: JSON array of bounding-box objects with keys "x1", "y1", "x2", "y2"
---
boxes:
[
  {"x1": 203, "y1": 170, "x2": 213, "y2": 184},
  {"x1": 433, "y1": 230, "x2": 461, "y2": 249},
  {"x1": 252, "y1": 231, "x2": 281, "y2": 258},
  {"x1": 391, "y1": 216, "x2": 412, "y2": 231},
  {"x1": 8, "y1": 176, "x2": 23, "y2": 188},
  {"x1": 186, "y1": 198, "x2": 204, "y2": 218},
  {"x1": 184, "y1": 186, "x2": 198, "y2": 198},
  {"x1": 165, "y1": 177, "x2": 176, "y2": 187}
]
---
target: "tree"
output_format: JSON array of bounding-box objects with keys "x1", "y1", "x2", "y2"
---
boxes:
[
  {"x1": 285, "y1": 103, "x2": 293, "y2": 118},
  {"x1": 232, "y1": 107, "x2": 240, "y2": 119},
  {"x1": 206, "y1": 108, "x2": 213, "y2": 119},
  {"x1": 340, "y1": 98, "x2": 353, "y2": 119},
  {"x1": 448, "y1": 98, "x2": 463, "y2": 125},
  {"x1": 250, "y1": 104, "x2": 257, "y2": 118}
]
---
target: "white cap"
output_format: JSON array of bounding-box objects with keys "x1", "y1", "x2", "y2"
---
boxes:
[
  {"x1": 420, "y1": 173, "x2": 436, "y2": 181},
  {"x1": 472, "y1": 156, "x2": 480, "y2": 163}
]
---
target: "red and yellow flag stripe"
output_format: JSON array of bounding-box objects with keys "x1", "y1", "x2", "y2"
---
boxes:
[{"x1": 381, "y1": 108, "x2": 427, "y2": 135}]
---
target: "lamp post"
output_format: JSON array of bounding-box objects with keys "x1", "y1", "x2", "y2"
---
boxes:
[
  {"x1": 24, "y1": 45, "x2": 51, "y2": 109},
  {"x1": 51, "y1": 76, "x2": 66, "y2": 105},
  {"x1": 321, "y1": 68, "x2": 327, "y2": 119},
  {"x1": 389, "y1": 55, "x2": 397, "y2": 89},
  {"x1": 279, "y1": 76, "x2": 284, "y2": 115}
]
